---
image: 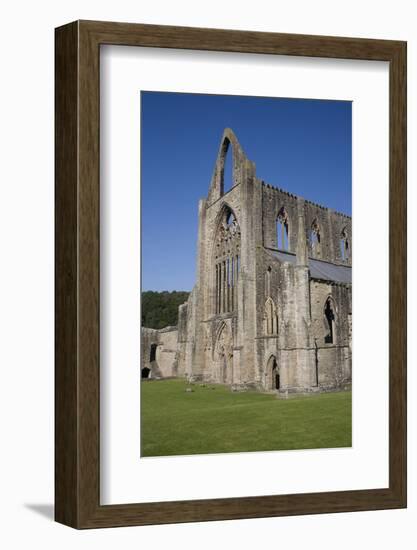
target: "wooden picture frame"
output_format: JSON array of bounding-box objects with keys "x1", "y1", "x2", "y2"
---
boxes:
[{"x1": 55, "y1": 20, "x2": 407, "y2": 529}]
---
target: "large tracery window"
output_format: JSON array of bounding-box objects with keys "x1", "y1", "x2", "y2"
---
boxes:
[
  {"x1": 214, "y1": 207, "x2": 241, "y2": 314},
  {"x1": 276, "y1": 207, "x2": 289, "y2": 251}
]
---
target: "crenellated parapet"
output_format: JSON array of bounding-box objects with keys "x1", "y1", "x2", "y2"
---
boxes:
[{"x1": 261, "y1": 181, "x2": 351, "y2": 266}]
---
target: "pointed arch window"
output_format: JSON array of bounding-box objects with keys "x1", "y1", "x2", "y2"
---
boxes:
[
  {"x1": 222, "y1": 139, "x2": 234, "y2": 194},
  {"x1": 214, "y1": 206, "x2": 240, "y2": 314},
  {"x1": 340, "y1": 227, "x2": 349, "y2": 261},
  {"x1": 263, "y1": 297, "x2": 278, "y2": 335},
  {"x1": 310, "y1": 218, "x2": 321, "y2": 256},
  {"x1": 276, "y1": 207, "x2": 289, "y2": 251},
  {"x1": 324, "y1": 296, "x2": 336, "y2": 344}
]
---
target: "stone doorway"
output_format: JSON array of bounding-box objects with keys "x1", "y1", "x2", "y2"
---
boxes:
[
  {"x1": 215, "y1": 323, "x2": 233, "y2": 384},
  {"x1": 266, "y1": 355, "x2": 280, "y2": 390}
]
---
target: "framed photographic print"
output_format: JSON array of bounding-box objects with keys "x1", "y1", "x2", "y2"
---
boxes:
[{"x1": 55, "y1": 20, "x2": 407, "y2": 528}]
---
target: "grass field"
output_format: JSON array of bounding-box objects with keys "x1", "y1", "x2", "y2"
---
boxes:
[{"x1": 141, "y1": 379, "x2": 352, "y2": 457}]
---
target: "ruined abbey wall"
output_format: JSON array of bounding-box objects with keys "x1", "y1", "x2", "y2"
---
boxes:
[
  {"x1": 141, "y1": 129, "x2": 352, "y2": 393},
  {"x1": 261, "y1": 183, "x2": 352, "y2": 265},
  {"x1": 141, "y1": 326, "x2": 178, "y2": 379}
]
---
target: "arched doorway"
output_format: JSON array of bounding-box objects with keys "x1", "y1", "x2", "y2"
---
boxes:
[
  {"x1": 273, "y1": 361, "x2": 280, "y2": 390},
  {"x1": 215, "y1": 323, "x2": 233, "y2": 384},
  {"x1": 266, "y1": 355, "x2": 280, "y2": 390},
  {"x1": 141, "y1": 367, "x2": 151, "y2": 379}
]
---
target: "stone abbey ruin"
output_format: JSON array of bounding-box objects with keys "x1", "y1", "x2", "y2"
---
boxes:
[{"x1": 142, "y1": 128, "x2": 352, "y2": 393}]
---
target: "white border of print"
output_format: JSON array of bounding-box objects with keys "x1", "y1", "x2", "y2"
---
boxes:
[{"x1": 100, "y1": 45, "x2": 389, "y2": 505}]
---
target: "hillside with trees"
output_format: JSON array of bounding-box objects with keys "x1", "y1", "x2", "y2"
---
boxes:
[{"x1": 141, "y1": 291, "x2": 190, "y2": 330}]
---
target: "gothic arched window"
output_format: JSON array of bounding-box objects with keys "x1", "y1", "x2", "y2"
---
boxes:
[
  {"x1": 310, "y1": 218, "x2": 321, "y2": 256},
  {"x1": 214, "y1": 206, "x2": 241, "y2": 314},
  {"x1": 276, "y1": 207, "x2": 289, "y2": 251},
  {"x1": 222, "y1": 139, "x2": 234, "y2": 194},
  {"x1": 263, "y1": 297, "x2": 278, "y2": 335},
  {"x1": 340, "y1": 227, "x2": 349, "y2": 261},
  {"x1": 324, "y1": 296, "x2": 336, "y2": 344}
]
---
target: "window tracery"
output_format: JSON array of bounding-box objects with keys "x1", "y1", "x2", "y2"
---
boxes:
[{"x1": 214, "y1": 207, "x2": 240, "y2": 314}]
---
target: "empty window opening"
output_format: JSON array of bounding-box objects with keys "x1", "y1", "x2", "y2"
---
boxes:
[
  {"x1": 226, "y1": 210, "x2": 233, "y2": 226},
  {"x1": 277, "y1": 208, "x2": 289, "y2": 251},
  {"x1": 310, "y1": 219, "x2": 321, "y2": 256},
  {"x1": 340, "y1": 228, "x2": 349, "y2": 261},
  {"x1": 324, "y1": 298, "x2": 336, "y2": 344},
  {"x1": 150, "y1": 343, "x2": 157, "y2": 362},
  {"x1": 223, "y1": 140, "x2": 234, "y2": 194},
  {"x1": 141, "y1": 367, "x2": 151, "y2": 379}
]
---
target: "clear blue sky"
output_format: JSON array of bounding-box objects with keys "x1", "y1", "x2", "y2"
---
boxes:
[{"x1": 141, "y1": 92, "x2": 352, "y2": 292}]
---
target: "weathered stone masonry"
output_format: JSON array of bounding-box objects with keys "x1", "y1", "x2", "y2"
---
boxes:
[{"x1": 142, "y1": 129, "x2": 352, "y2": 392}]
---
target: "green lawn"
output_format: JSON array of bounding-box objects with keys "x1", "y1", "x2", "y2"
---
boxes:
[{"x1": 141, "y1": 379, "x2": 352, "y2": 457}]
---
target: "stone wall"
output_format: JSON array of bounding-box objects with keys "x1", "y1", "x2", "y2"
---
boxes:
[
  {"x1": 261, "y1": 183, "x2": 352, "y2": 266},
  {"x1": 141, "y1": 326, "x2": 179, "y2": 379},
  {"x1": 310, "y1": 280, "x2": 352, "y2": 388},
  {"x1": 143, "y1": 128, "x2": 352, "y2": 394}
]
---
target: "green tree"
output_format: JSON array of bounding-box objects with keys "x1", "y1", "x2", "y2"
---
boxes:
[{"x1": 141, "y1": 290, "x2": 190, "y2": 329}]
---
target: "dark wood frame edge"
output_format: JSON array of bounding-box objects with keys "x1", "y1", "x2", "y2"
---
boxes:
[{"x1": 55, "y1": 20, "x2": 407, "y2": 529}]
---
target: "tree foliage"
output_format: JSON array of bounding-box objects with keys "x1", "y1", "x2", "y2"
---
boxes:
[{"x1": 141, "y1": 291, "x2": 189, "y2": 330}]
